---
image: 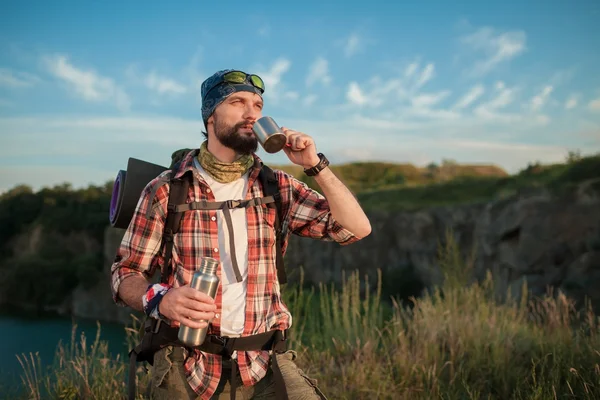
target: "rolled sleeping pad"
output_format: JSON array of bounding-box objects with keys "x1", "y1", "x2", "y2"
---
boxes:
[{"x1": 109, "y1": 157, "x2": 168, "y2": 229}]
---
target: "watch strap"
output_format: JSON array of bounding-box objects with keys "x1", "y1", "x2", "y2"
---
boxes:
[{"x1": 304, "y1": 153, "x2": 329, "y2": 176}]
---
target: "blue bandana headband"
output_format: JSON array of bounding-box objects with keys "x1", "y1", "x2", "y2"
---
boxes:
[{"x1": 201, "y1": 69, "x2": 264, "y2": 124}]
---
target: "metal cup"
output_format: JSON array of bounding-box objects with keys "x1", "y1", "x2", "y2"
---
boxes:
[{"x1": 252, "y1": 116, "x2": 287, "y2": 154}]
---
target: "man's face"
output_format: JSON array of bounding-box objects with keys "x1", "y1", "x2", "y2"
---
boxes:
[{"x1": 209, "y1": 91, "x2": 264, "y2": 155}]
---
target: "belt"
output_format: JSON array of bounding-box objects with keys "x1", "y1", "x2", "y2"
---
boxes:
[
  {"x1": 127, "y1": 320, "x2": 289, "y2": 400},
  {"x1": 198, "y1": 330, "x2": 289, "y2": 400}
]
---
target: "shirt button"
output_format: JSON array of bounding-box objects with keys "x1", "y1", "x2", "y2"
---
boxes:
[
  {"x1": 211, "y1": 216, "x2": 216, "y2": 221},
  {"x1": 206, "y1": 188, "x2": 212, "y2": 193},
  {"x1": 213, "y1": 248, "x2": 219, "y2": 253},
  {"x1": 215, "y1": 313, "x2": 220, "y2": 319}
]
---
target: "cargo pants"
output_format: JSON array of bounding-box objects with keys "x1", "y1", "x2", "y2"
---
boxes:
[{"x1": 147, "y1": 346, "x2": 327, "y2": 400}]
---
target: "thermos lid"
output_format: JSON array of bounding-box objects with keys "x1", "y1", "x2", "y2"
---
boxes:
[{"x1": 200, "y1": 257, "x2": 219, "y2": 274}]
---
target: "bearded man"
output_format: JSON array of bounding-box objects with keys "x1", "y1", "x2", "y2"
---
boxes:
[{"x1": 111, "y1": 69, "x2": 371, "y2": 399}]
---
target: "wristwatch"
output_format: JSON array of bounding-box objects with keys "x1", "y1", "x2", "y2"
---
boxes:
[{"x1": 304, "y1": 153, "x2": 329, "y2": 176}]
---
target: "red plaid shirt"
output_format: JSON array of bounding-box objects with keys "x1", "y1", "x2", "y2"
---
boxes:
[{"x1": 111, "y1": 149, "x2": 359, "y2": 398}]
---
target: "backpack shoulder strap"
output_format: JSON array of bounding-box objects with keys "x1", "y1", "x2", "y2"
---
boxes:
[
  {"x1": 258, "y1": 164, "x2": 287, "y2": 284},
  {"x1": 160, "y1": 162, "x2": 191, "y2": 284}
]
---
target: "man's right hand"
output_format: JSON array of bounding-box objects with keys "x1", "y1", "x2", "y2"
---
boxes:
[{"x1": 159, "y1": 286, "x2": 217, "y2": 329}]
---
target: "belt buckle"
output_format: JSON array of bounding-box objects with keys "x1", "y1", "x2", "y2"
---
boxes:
[
  {"x1": 210, "y1": 335, "x2": 233, "y2": 358},
  {"x1": 210, "y1": 335, "x2": 228, "y2": 347}
]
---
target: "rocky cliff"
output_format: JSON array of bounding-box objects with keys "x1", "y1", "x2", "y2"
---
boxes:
[
  {"x1": 72, "y1": 178, "x2": 600, "y2": 324},
  {"x1": 71, "y1": 227, "x2": 143, "y2": 325},
  {"x1": 287, "y1": 179, "x2": 600, "y2": 306}
]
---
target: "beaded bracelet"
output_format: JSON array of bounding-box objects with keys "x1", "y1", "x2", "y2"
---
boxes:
[{"x1": 142, "y1": 283, "x2": 171, "y2": 319}]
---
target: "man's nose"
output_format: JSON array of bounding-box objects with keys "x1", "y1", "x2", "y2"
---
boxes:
[{"x1": 243, "y1": 104, "x2": 261, "y2": 121}]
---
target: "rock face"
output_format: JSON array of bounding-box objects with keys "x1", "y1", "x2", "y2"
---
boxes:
[
  {"x1": 72, "y1": 227, "x2": 141, "y2": 325},
  {"x1": 473, "y1": 181, "x2": 600, "y2": 305},
  {"x1": 89, "y1": 179, "x2": 600, "y2": 324},
  {"x1": 284, "y1": 180, "x2": 600, "y2": 308}
]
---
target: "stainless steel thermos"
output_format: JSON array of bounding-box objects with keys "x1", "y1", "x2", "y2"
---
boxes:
[{"x1": 178, "y1": 257, "x2": 220, "y2": 347}]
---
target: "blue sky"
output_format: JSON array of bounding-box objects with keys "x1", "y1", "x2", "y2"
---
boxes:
[{"x1": 1, "y1": 0, "x2": 599, "y2": 192}]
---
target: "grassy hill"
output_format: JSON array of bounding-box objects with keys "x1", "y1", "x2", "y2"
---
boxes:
[
  {"x1": 356, "y1": 152, "x2": 600, "y2": 211},
  {"x1": 272, "y1": 159, "x2": 508, "y2": 194},
  {"x1": 268, "y1": 152, "x2": 600, "y2": 211}
]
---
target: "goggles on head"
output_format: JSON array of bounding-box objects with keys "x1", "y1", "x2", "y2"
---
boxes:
[{"x1": 203, "y1": 71, "x2": 265, "y2": 101}]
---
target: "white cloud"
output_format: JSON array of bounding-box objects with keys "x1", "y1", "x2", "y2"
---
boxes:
[
  {"x1": 342, "y1": 62, "x2": 489, "y2": 123},
  {"x1": 256, "y1": 58, "x2": 292, "y2": 100},
  {"x1": 463, "y1": 81, "x2": 551, "y2": 126},
  {"x1": 461, "y1": 27, "x2": 527, "y2": 76},
  {"x1": 344, "y1": 33, "x2": 361, "y2": 57},
  {"x1": 44, "y1": 54, "x2": 131, "y2": 111},
  {"x1": 404, "y1": 62, "x2": 419, "y2": 78},
  {"x1": 339, "y1": 60, "x2": 558, "y2": 132},
  {"x1": 144, "y1": 71, "x2": 187, "y2": 95},
  {"x1": 407, "y1": 107, "x2": 461, "y2": 120},
  {"x1": 344, "y1": 61, "x2": 437, "y2": 109},
  {"x1": 340, "y1": 115, "x2": 424, "y2": 131},
  {"x1": 125, "y1": 65, "x2": 189, "y2": 99},
  {"x1": 306, "y1": 57, "x2": 331, "y2": 87},
  {"x1": 415, "y1": 63, "x2": 435, "y2": 89},
  {"x1": 411, "y1": 91, "x2": 451, "y2": 108},
  {"x1": 565, "y1": 94, "x2": 578, "y2": 110},
  {"x1": 530, "y1": 85, "x2": 553, "y2": 111},
  {"x1": 453, "y1": 84, "x2": 485, "y2": 109},
  {"x1": 549, "y1": 69, "x2": 576, "y2": 87},
  {"x1": 366, "y1": 75, "x2": 405, "y2": 101},
  {"x1": 589, "y1": 97, "x2": 600, "y2": 112},
  {"x1": 474, "y1": 81, "x2": 517, "y2": 118},
  {"x1": 346, "y1": 82, "x2": 368, "y2": 106},
  {"x1": 0, "y1": 68, "x2": 40, "y2": 88},
  {"x1": 250, "y1": 58, "x2": 302, "y2": 106}
]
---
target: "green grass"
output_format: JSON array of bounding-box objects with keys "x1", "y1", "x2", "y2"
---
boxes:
[
  {"x1": 16, "y1": 322, "x2": 131, "y2": 399},
  {"x1": 14, "y1": 232, "x2": 600, "y2": 399},
  {"x1": 274, "y1": 159, "x2": 508, "y2": 196},
  {"x1": 356, "y1": 153, "x2": 600, "y2": 211}
]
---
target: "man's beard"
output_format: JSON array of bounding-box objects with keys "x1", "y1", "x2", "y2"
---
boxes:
[{"x1": 214, "y1": 118, "x2": 258, "y2": 155}]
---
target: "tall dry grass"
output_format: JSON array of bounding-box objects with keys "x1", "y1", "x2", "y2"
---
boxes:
[
  {"x1": 286, "y1": 233, "x2": 600, "y2": 399},
  {"x1": 15, "y1": 233, "x2": 600, "y2": 399},
  {"x1": 17, "y1": 321, "x2": 133, "y2": 399}
]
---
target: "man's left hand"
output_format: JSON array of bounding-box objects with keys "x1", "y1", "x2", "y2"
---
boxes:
[{"x1": 281, "y1": 127, "x2": 321, "y2": 169}]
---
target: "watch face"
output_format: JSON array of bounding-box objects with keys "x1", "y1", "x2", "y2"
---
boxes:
[{"x1": 319, "y1": 154, "x2": 328, "y2": 168}]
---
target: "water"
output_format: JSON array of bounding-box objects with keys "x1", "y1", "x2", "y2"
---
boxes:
[{"x1": 0, "y1": 311, "x2": 128, "y2": 396}]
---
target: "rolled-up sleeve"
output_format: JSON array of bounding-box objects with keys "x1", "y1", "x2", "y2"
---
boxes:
[
  {"x1": 110, "y1": 174, "x2": 169, "y2": 306},
  {"x1": 283, "y1": 174, "x2": 359, "y2": 246}
]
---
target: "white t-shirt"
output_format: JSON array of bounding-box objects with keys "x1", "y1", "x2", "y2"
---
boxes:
[{"x1": 194, "y1": 159, "x2": 248, "y2": 337}]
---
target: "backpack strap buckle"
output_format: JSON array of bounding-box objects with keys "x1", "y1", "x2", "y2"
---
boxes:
[{"x1": 226, "y1": 199, "x2": 241, "y2": 209}]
